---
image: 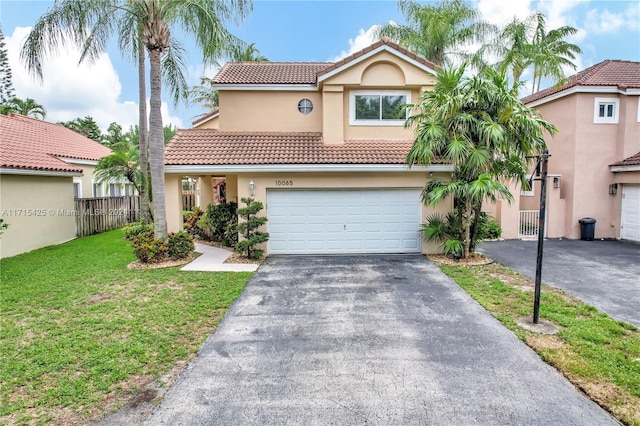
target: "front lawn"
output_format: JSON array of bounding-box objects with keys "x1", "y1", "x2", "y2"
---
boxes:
[
  {"x1": 439, "y1": 261, "x2": 640, "y2": 426},
  {"x1": 0, "y1": 230, "x2": 253, "y2": 424}
]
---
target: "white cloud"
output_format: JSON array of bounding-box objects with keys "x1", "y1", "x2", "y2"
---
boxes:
[
  {"x1": 329, "y1": 25, "x2": 381, "y2": 62},
  {"x1": 6, "y1": 26, "x2": 183, "y2": 132},
  {"x1": 585, "y1": 4, "x2": 639, "y2": 34},
  {"x1": 477, "y1": 0, "x2": 532, "y2": 26}
]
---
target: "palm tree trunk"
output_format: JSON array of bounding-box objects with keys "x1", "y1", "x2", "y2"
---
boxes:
[
  {"x1": 469, "y1": 202, "x2": 483, "y2": 254},
  {"x1": 464, "y1": 200, "x2": 471, "y2": 259},
  {"x1": 148, "y1": 47, "x2": 167, "y2": 240},
  {"x1": 138, "y1": 33, "x2": 152, "y2": 223}
]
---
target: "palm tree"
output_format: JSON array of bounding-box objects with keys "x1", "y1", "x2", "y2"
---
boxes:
[
  {"x1": 484, "y1": 15, "x2": 535, "y2": 85},
  {"x1": 530, "y1": 13, "x2": 581, "y2": 93},
  {"x1": 94, "y1": 142, "x2": 143, "y2": 195},
  {"x1": 406, "y1": 65, "x2": 556, "y2": 258},
  {"x1": 21, "y1": 0, "x2": 251, "y2": 240},
  {"x1": 231, "y1": 42, "x2": 268, "y2": 62},
  {"x1": 377, "y1": 0, "x2": 495, "y2": 66},
  {"x1": 1, "y1": 97, "x2": 47, "y2": 119}
]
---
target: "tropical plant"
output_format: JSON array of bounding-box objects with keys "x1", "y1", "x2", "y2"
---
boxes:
[
  {"x1": 189, "y1": 76, "x2": 219, "y2": 112},
  {"x1": 199, "y1": 202, "x2": 238, "y2": 247},
  {"x1": 0, "y1": 24, "x2": 15, "y2": 103},
  {"x1": 94, "y1": 142, "x2": 142, "y2": 194},
  {"x1": 58, "y1": 116, "x2": 101, "y2": 141},
  {"x1": 530, "y1": 13, "x2": 581, "y2": 93},
  {"x1": 377, "y1": 0, "x2": 495, "y2": 66},
  {"x1": 21, "y1": 0, "x2": 252, "y2": 241},
  {"x1": 167, "y1": 230, "x2": 194, "y2": 259},
  {"x1": 406, "y1": 64, "x2": 556, "y2": 258},
  {"x1": 231, "y1": 42, "x2": 268, "y2": 62},
  {"x1": 122, "y1": 220, "x2": 154, "y2": 240},
  {"x1": 234, "y1": 197, "x2": 268, "y2": 260},
  {"x1": 480, "y1": 12, "x2": 581, "y2": 91},
  {"x1": 0, "y1": 97, "x2": 47, "y2": 119},
  {"x1": 0, "y1": 218, "x2": 8, "y2": 236}
]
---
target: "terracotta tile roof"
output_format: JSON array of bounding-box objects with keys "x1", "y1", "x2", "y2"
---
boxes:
[
  {"x1": 211, "y1": 38, "x2": 438, "y2": 86},
  {"x1": 165, "y1": 130, "x2": 435, "y2": 166},
  {"x1": 317, "y1": 37, "x2": 439, "y2": 78},
  {"x1": 610, "y1": 152, "x2": 640, "y2": 167},
  {"x1": 191, "y1": 109, "x2": 219, "y2": 126},
  {"x1": 212, "y1": 63, "x2": 331, "y2": 85},
  {"x1": 0, "y1": 113, "x2": 111, "y2": 173},
  {"x1": 522, "y1": 60, "x2": 640, "y2": 104}
]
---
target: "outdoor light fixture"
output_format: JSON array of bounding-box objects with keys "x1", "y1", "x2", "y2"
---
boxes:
[
  {"x1": 553, "y1": 177, "x2": 561, "y2": 189},
  {"x1": 609, "y1": 183, "x2": 618, "y2": 195},
  {"x1": 249, "y1": 179, "x2": 255, "y2": 196}
]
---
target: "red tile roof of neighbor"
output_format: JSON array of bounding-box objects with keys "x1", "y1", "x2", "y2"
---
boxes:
[
  {"x1": 611, "y1": 152, "x2": 640, "y2": 167},
  {"x1": 522, "y1": 60, "x2": 640, "y2": 104},
  {"x1": 211, "y1": 38, "x2": 439, "y2": 86},
  {"x1": 0, "y1": 113, "x2": 111, "y2": 173},
  {"x1": 165, "y1": 130, "x2": 433, "y2": 166}
]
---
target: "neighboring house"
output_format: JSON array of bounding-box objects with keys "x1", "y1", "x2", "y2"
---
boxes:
[
  {"x1": 490, "y1": 60, "x2": 640, "y2": 242},
  {"x1": 191, "y1": 109, "x2": 219, "y2": 129},
  {"x1": 0, "y1": 113, "x2": 112, "y2": 258},
  {"x1": 165, "y1": 38, "x2": 453, "y2": 255}
]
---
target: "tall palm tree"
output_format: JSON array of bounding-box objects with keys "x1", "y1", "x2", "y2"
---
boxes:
[
  {"x1": 485, "y1": 15, "x2": 535, "y2": 85},
  {"x1": 21, "y1": 0, "x2": 251, "y2": 240},
  {"x1": 406, "y1": 64, "x2": 556, "y2": 258},
  {"x1": 530, "y1": 13, "x2": 581, "y2": 93},
  {"x1": 377, "y1": 0, "x2": 495, "y2": 66},
  {"x1": 1, "y1": 97, "x2": 47, "y2": 119}
]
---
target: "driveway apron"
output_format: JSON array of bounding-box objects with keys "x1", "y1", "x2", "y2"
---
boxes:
[{"x1": 145, "y1": 255, "x2": 615, "y2": 425}]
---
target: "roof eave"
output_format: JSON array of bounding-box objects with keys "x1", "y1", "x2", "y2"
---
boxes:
[
  {"x1": 610, "y1": 165, "x2": 640, "y2": 172},
  {"x1": 165, "y1": 164, "x2": 453, "y2": 174},
  {"x1": 0, "y1": 167, "x2": 83, "y2": 177},
  {"x1": 525, "y1": 85, "x2": 640, "y2": 107},
  {"x1": 211, "y1": 84, "x2": 318, "y2": 91}
]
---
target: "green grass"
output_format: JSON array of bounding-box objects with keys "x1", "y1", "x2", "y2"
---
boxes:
[
  {"x1": 0, "y1": 230, "x2": 252, "y2": 424},
  {"x1": 440, "y1": 263, "x2": 640, "y2": 426}
]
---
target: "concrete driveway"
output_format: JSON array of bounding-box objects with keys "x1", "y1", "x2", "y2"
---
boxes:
[
  {"x1": 479, "y1": 239, "x2": 640, "y2": 328},
  {"x1": 145, "y1": 255, "x2": 615, "y2": 425}
]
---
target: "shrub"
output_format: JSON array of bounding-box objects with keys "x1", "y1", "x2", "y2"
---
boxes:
[
  {"x1": 421, "y1": 212, "x2": 463, "y2": 259},
  {"x1": 122, "y1": 220, "x2": 154, "y2": 240},
  {"x1": 131, "y1": 232, "x2": 168, "y2": 263},
  {"x1": 234, "y1": 198, "x2": 269, "y2": 260},
  {"x1": 183, "y1": 206, "x2": 204, "y2": 238},
  {"x1": 198, "y1": 202, "x2": 238, "y2": 246},
  {"x1": 478, "y1": 218, "x2": 502, "y2": 240},
  {"x1": 167, "y1": 231, "x2": 195, "y2": 260}
]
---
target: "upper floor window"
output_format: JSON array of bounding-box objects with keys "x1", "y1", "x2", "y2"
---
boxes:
[
  {"x1": 298, "y1": 99, "x2": 313, "y2": 115},
  {"x1": 593, "y1": 97, "x2": 619, "y2": 124},
  {"x1": 349, "y1": 90, "x2": 410, "y2": 126}
]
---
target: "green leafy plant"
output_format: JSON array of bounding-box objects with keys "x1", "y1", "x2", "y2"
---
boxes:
[
  {"x1": 0, "y1": 218, "x2": 8, "y2": 236},
  {"x1": 183, "y1": 206, "x2": 204, "y2": 238},
  {"x1": 131, "y1": 231, "x2": 168, "y2": 263},
  {"x1": 234, "y1": 198, "x2": 269, "y2": 260},
  {"x1": 167, "y1": 231, "x2": 195, "y2": 260},
  {"x1": 476, "y1": 212, "x2": 502, "y2": 240},
  {"x1": 198, "y1": 202, "x2": 238, "y2": 246},
  {"x1": 121, "y1": 220, "x2": 154, "y2": 240},
  {"x1": 421, "y1": 212, "x2": 464, "y2": 259}
]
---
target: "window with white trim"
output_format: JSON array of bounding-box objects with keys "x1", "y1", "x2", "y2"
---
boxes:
[
  {"x1": 109, "y1": 183, "x2": 124, "y2": 196},
  {"x1": 73, "y1": 177, "x2": 82, "y2": 198},
  {"x1": 92, "y1": 181, "x2": 103, "y2": 197},
  {"x1": 349, "y1": 90, "x2": 410, "y2": 126},
  {"x1": 593, "y1": 97, "x2": 619, "y2": 124}
]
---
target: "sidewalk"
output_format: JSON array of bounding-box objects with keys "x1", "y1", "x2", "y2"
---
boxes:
[{"x1": 181, "y1": 243, "x2": 259, "y2": 272}]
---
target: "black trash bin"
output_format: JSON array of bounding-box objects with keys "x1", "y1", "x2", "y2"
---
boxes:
[{"x1": 579, "y1": 217, "x2": 596, "y2": 241}]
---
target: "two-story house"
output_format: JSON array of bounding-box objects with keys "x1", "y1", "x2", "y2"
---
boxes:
[
  {"x1": 509, "y1": 60, "x2": 640, "y2": 242},
  {"x1": 164, "y1": 38, "x2": 453, "y2": 255}
]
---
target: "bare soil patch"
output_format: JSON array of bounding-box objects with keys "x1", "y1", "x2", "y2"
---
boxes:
[{"x1": 427, "y1": 253, "x2": 493, "y2": 267}]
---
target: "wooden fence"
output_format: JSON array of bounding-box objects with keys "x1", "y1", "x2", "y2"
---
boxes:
[{"x1": 75, "y1": 195, "x2": 140, "y2": 237}]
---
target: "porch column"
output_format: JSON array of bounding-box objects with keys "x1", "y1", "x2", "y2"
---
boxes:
[
  {"x1": 225, "y1": 175, "x2": 238, "y2": 204},
  {"x1": 197, "y1": 176, "x2": 214, "y2": 208},
  {"x1": 165, "y1": 174, "x2": 183, "y2": 233}
]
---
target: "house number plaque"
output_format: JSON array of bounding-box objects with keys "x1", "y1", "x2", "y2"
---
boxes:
[{"x1": 275, "y1": 180, "x2": 294, "y2": 186}]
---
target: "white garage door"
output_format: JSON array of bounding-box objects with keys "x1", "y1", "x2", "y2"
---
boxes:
[
  {"x1": 267, "y1": 189, "x2": 422, "y2": 254},
  {"x1": 621, "y1": 184, "x2": 640, "y2": 242}
]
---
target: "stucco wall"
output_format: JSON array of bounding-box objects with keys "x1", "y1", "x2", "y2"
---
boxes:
[
  {"x1": 0, "y1": 174, "x2": 77, "y2": 258},
  {"x1": 218, "y1": 91, "x2": 322, "y2": 132},
  {"x1": 194, "y1": 115, "x2": 219, "y2": 130}
]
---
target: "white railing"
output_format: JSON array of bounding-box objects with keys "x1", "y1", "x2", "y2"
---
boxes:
[{"x1": 519, "y1": 210, "x2": 539, "y2": 238}]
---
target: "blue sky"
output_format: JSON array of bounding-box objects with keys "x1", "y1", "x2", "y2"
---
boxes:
[{"x1": 1, "y1": 0, "x2": 639, "y2": 131}]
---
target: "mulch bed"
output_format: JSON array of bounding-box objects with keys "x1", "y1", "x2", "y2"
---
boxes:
[
  {"x1": 127, "y1": 253, "x2": 200, "y2": 270},
  {"x1": 427, "y1": 253, "x2": 493, "y2": 267}
]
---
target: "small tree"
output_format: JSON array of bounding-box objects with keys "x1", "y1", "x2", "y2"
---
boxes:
[{"x1": 234, "y1": 197, "x2": 269, "y2": 260}]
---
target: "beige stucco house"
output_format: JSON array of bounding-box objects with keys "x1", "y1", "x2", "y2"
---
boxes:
[
  {"x1": 165, "y1": 39, "x2": 453, "y2": 254},
  {"x1": 0, "y1": 113, "x2": 112, "y2": 258},
  {"x1": 490, "y1": 60, "x2": 640, "y2": 242}
]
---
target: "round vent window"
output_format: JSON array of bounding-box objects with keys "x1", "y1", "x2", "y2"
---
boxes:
[{"x1": 298, "y1": 98, "x2": 313, "y2": 115}]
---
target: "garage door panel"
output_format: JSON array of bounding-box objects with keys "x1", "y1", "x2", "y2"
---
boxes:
[
  {"x1": 267, "y1": 189, "x2": 422, "y2": 254},
  {"x1": 621, "y1": 185, "x2": 640, "y2": 242}
]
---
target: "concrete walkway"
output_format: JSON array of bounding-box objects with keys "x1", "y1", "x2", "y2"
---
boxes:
[
  {"x1": 181, "y1": 242, "x2": 259, "y2": 272},
  {"x1": 146, "y1": 255, "x2": 615, "y2": 425}
]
